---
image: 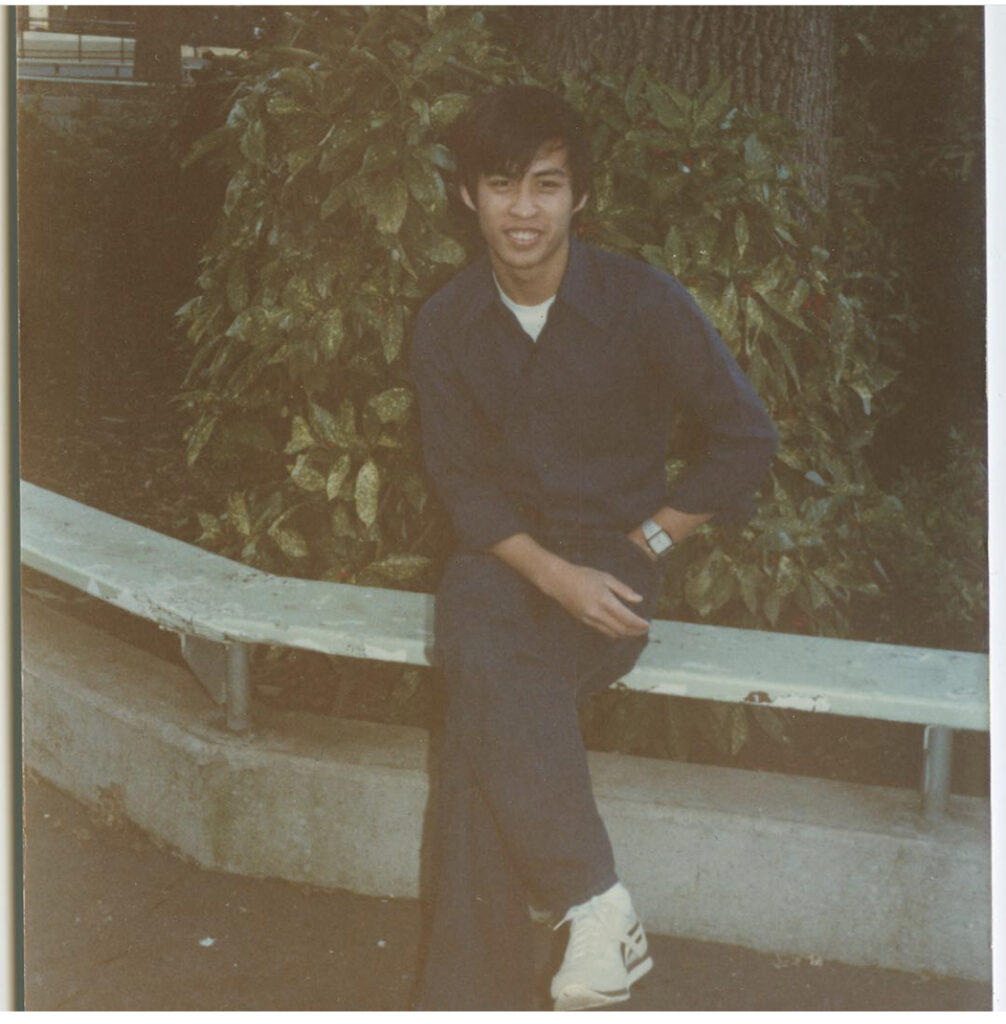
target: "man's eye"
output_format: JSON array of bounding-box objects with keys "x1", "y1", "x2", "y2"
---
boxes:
[
  {"x1": 538, "y1": 180, "x2": 562, "y2": 191},
  {"x1": 488, "y1": 178, "x2": 512, "y2": 189}
]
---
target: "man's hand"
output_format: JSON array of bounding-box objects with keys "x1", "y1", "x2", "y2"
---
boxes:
[
  {"x1": 541, "y1": 560, "x2": 650, "y2": 639},
  {"x1": 489, "y1": 533, "x2": 649, "y2": 640}
]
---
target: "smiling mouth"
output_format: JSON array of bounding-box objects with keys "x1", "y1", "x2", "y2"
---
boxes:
[{"x1": 505, "y1": 229, "x2": 542, "y2": 245}]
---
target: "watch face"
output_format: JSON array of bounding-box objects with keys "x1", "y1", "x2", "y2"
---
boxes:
[{"x1": 647, "y1": 530, "x2": 673, "y2": 556}]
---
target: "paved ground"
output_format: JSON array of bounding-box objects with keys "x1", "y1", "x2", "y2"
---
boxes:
[{"x1": 21, "y1": 773, "x2": 991, "y2": 1012}]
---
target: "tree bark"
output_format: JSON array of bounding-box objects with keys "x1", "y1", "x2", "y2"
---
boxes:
[
  {"x1": 133, "y1": 6, "x2": 186, "y2": 84},
  {"x1": 516, "y1": 6, "x2": 834, "y2": 207}
]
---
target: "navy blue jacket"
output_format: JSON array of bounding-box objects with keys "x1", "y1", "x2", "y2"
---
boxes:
[{"x1": 410, "y1": 239, "x2": 778, "y2": 551}]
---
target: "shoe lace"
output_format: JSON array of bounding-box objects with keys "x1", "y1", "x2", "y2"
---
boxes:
[{"x1": 555, "y1": 895, "x2": 611, "y2": 964}]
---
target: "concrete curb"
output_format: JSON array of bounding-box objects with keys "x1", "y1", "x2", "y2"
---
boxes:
[{"x1": 22, "y1": 600, "x2": 991, "y2": 982}]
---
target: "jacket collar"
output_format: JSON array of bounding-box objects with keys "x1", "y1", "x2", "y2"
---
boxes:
[{"x1": 457, "y1": 238, "x2": 612, "y2": 331}]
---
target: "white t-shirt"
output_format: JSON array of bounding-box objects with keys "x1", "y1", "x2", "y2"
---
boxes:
[{"x1": 494, "y1": 277, "x2": 556, "y2": 342}]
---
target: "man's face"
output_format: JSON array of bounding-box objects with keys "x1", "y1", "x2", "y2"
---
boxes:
[{"x1": 461, "y1": 142, "x2": 587, "y2": 287}]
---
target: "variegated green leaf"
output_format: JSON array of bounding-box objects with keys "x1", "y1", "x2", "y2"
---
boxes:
[
  {"x1": 269, "y1": 524, "x2": 309, "y2": 559},
  {"x1": 226, "y1": 492, "x2": 252, "y2": 536},
  {"x1": 776, "y1": 555, "x2": 801, "y2": 596},
  {"x1": 291, "y1": 453, "x2": 327, "y2": 492},
  {"x1": 196, "y1": 511, "x2": 223, "y2": 543},
  {"x1": 368, "y1": 387, "x2": 414, "y2": 423},
  {"x1": 364, "y1": 176, "x2": 409, "y2": 234},
  {"x1": 240, "y1": 119, "x2": 267, "y2": 166},
  {"x1": 405, "y1": 160, "x2": 446, "y2": 213},
  {"x1": 429, "y1": 94, "x2": 468, "y2": 127},
  {"x1": 428, "y1": 234, "x2": 467, "y2": 265},
  {"x1": 354, "y1": 459, "x2": 380, "y2": 526},
  {"x1": 308, "y1": 401, "x2": 341, "y2": 446},
  {"x1": 316, "y1": 308, "x2": 345, "y2": 360},
  {"x1": 185, "y1": 414, "x2": 218, "y2": 467},
  {"x1": 734, "y1": 210, "x2": 749, "y2": 258},
  {"x1": 331, "y1": 400, "x2": 358, "y2": 446},
  {"x1": 285, "y1": 414, "x2": 316, "y2": 454},
  {"x1": 326, "y1": 453, "x2": 352, "y2": 500},
  {"x1": 367, "y1": 554, "x2": 433, "y2": 581},
  {"x1": 380, "y1": 306, "x2": 404, "y2": 363}
]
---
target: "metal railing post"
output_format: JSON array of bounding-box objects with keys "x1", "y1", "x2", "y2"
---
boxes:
[
  {"x1": 226, "y1": 642, "x2": 252, "y2": 733},
  {"x1": 921, "y1": 724, "x2": 953, "y2": 822}
]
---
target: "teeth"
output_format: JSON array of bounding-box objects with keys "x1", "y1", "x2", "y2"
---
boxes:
[{"x1": 508, "y1": 230, "x2": 539, "y2": 242}]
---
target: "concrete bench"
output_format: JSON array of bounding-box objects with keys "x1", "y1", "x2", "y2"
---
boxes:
[{"x1": 19, "y1": 481, "x2": 989, "y2": 820}]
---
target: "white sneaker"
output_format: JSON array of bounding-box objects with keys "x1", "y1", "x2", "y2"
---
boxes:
[{"x1": 550, "y1": 881, "x2": 653, "y2": 1011}]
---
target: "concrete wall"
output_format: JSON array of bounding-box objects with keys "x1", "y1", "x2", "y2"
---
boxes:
[{"x1": 21, "y1": 600, "x2": 992, "y2": 982}]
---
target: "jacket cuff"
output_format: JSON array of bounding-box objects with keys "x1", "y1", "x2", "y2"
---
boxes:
[{"x1": 450, "y1": 495, "x2": 533, "y2": 551}]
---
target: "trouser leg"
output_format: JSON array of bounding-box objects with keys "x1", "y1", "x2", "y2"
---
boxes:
[
  {"x1": 418, "y1": 534, "x2": 663, "y2": 1010},
  {"x1": 418, "y1": 712, "x2": 538, "y2": 1010},
  {"x1": 437, "y1": 550, "x2": 629, "y2": 910}
]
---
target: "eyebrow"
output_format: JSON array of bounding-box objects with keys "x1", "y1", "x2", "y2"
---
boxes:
[{"x1": 485, "y1": 165, "x2": 569, "y2": 181}]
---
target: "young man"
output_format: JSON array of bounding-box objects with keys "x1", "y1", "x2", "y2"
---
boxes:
[{"x1": 409, "y1": 85, "x2": 778, "y2": 1011}]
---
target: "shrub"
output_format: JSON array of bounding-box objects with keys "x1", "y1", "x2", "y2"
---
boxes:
[
  {"x1": 857, "y1": 428, "x2": 988, "y2": 652},
  {"x1": 177, "y1": 7, "x2": 521, "y2": 588}
]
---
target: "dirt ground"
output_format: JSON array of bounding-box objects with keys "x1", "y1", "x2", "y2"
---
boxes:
[{"x1": 20, "y1": 774, "x2": 990, "y2": 1012}]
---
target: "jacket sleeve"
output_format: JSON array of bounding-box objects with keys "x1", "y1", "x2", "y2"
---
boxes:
[
  {"x1": 409, "y1": 311, "x2": 534, "y2": 549},
  {"x1": 647, "y1": 279, "x2": 779, "y2": 524}
]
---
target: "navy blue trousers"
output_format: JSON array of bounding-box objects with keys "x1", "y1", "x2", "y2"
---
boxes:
[{"x1": 417, "y1": 529, "x2": 665, "y2": 1010}]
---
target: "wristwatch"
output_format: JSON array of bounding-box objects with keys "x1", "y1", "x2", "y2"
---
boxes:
[{"x1": 642, "y1": 518, "x2": 674, "y2": 559}]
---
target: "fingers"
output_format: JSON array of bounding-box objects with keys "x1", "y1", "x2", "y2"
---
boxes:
[
  {"x1": 604, "y1": 574, "x2": 643, "y2": 604},
  {"x1": 604, "y1": 577, "x2": 649, "y2": 626},
  {"x1": 585, "y1": 611, "x2": 647, "y2": 639},
  {"x1": 560, "y1": 566, "x2": 651, "y2": 639},
  {"x1": 586, "y1": 586, "x2": 650, "y2": 639},
  {"x1": 607, "y1": 608, "x2": 650, "y2": 636},
  {"x1": 586, "y1": 619, "x2": 621, "y2": 639}
]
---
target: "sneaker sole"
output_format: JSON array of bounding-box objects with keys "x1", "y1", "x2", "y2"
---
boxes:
[{"x1": 553, "y1": 955, "x2": 653, "y2": 1011}]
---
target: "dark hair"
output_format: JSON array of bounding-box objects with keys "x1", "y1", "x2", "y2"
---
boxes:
[{"x1": 448, "y1": 85, "x2": 592, "y2": 203}]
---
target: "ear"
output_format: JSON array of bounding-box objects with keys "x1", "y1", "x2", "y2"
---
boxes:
[
  {"x1": 573, "y1": 192, "x2": 589, "y2": 214},
  {"x1": 460, "y1": 185, "x2": 477, "y2": 213}
]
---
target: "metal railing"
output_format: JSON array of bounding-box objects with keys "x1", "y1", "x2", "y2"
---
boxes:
[
  {"x1": 17, "y1": 16, "x2": 135, "y2": 65},
  {"x1": 16, "y1": 16, "x2": 245, "y2": 84}
]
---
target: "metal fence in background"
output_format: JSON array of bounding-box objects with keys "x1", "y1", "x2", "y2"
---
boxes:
[
  {"x1": 17, "y1": 15, "x2": 135, "y2": 65},
  {"x1": 16, "y1": 16, "x2": 244, "y2": 85}
]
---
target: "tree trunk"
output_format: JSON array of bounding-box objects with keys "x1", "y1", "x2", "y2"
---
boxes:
[
  {"x1": 133, "y1": 6, "x2": 186, "y2": 84},
  {"x1": 517, "y1": 6, "x2": 834, "y2": 207}
]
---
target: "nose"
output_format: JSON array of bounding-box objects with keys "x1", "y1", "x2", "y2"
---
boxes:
[{"x1": 509, "y1": 182, "x2": 537, "y2": 218}]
